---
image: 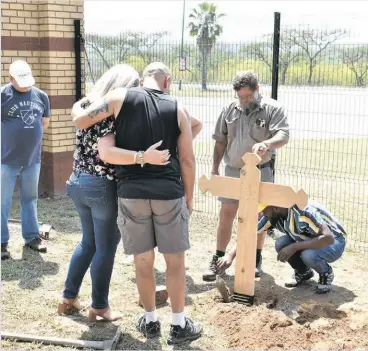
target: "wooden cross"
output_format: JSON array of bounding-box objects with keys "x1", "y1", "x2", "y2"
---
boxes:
[{"x1": 199, "y1": 152, "x2": 308, "y2": 305}]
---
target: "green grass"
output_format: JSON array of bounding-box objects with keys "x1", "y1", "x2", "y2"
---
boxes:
[
  {"x1": 194, "y1": 138, "x2": 368, "y2": 179},
  {"x1": 277, "y1": 138, "x2": 368, "y2": 180}
]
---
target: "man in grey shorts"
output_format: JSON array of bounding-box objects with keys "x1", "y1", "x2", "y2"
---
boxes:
[
  {"x1": 203, "y1": 70, "x2": 290, "y2": 281},
  {"x1": 115, "y1": 64, "x2": 202, "y2": 344}
]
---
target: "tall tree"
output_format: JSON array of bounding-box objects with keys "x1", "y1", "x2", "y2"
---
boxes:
[
  {"x1": 116, "y1": 31, "x2": 169, "y2": 66},
  {"x1": 188, "y1": 2, "x2": 225, "y2": 89},
  {"x1": 84, "y1": 31, "x2": 168, "y2": 81},
  {"x1": 340, "y1": 45, "x2": 368, "y2": 87},
  {"x1": 292, "y1": 28, "x2": 347, "y2": 85},
  {"x1": 85, "y1": 34, "x2": 114, "y2": 70}
]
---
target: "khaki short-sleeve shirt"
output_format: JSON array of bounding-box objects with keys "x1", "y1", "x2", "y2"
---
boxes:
[{"x1": 212, "y1": 96, "x2": 289, "y2": 169}]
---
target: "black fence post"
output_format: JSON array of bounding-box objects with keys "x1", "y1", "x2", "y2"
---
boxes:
[
  {"x1": 74, "y1": 19, "x2": 82, "y2": 101},
  {"x1": 271, "y1": 12, "x2": 281, "y2": 100}
]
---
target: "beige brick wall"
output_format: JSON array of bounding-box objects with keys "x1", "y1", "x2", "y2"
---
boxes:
[
  {"x1": 2, "y1": 1, "x2": 40, "y2": 38},
  {"x1": 43, "y1": 108, "x2": 76, "y2": 153},
  {"x1": 1, "y1": 0, "x2": 85, "y2": 151},
  {"x1": 1, "y1": 0, "x2": 83, "y2": 38},
  {"x1": 39, "y1": 50, "x2": 86, "y2": 150},
  {"x1": 38, "y1": 0, "x2": 83, "y2": 38}
]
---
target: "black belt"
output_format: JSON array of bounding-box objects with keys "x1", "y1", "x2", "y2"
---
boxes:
[{"x1": 257, "y1": 161, "x2": 271, "y2": 170}]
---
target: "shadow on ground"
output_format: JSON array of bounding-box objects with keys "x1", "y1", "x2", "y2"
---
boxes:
[{"x1": 1, "y1": 247, "x2": 59, "y2": 290}]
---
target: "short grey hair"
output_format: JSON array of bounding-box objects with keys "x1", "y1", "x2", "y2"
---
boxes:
[
  {"x1": 143, "y1": 62, "x2": 171, "y2": 79},
  {"x1": 232, "y1": 70, "x2": 258, "y2": 91},
  {"x1": 88, "y1": 63, "x2": 140, "y2": 100}
]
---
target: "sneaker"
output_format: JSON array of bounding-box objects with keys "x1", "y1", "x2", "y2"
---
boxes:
[
  {"x1": 136, "y1": 314, "x2": 161, "y2": 338},
  {"x1": 316, "y1": 268, "x2": 334, "y2": 294},
  {"x1": 167, "y1": 317, "x2": 202, "y2": 345},
  {"x1": 1, "y1": 243, "x2": 10, "y2": 260},
  {"x1": 255, "y1": 252, "x2": 262, "y2": 278},
  {"x1": 25, "y1": 236, "x2": 47, "y2": 253},
  {"x1": 202, "y1": 255, "x2": 219, "y2": 281},
  {"x1": 285, "y1": 268, "x2": 314, "y2": 287}
]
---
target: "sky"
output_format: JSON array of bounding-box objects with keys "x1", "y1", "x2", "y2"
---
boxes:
[{"x1": 84, "y1": 0, "x2": 368, "y2": 44}]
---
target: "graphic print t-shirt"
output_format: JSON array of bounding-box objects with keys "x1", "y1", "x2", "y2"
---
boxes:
[{"x1": 1, "y1": 84, "x2": 51, "y2": 166}]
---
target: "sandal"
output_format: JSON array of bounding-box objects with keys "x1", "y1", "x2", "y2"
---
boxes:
[
  {"x1": 57, "y1": 297, "x2": 85, "y2": 314},
  {"x1": 88, "y1": 306, "x2": 122, "y2": 322}
]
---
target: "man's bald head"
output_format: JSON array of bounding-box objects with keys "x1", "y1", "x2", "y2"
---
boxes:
[
  {"x1": 143, "y1": 62, "x2": 171, "y2": 79},
  {"x1": 142, "y1": 62, "x2": 172, "y2": 93}
]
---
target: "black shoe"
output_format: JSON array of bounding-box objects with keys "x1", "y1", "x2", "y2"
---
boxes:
[
  {"x1": 285, "y1": 268, "x2": 314, "y2": 287},
  {"x1": 1, "y1": 243, "x2": 10, "y2": 260},
  {"x1": 255, "y1": 252, "x2": 262, "y2": 278},
  {"x1": 25, "y1": 236, "x2": 47, "y2": 253},
  {"x1": 167, "y1": 317, "x2": 202, "y2": 345},
  {"x1": 136, "y1": 314, "x2": 161, "y2": 338},
  {"x1": 316, "y1": 268, "x2": 334, "y2": 294},
  {"x1": 202, "y1": 255, "x2": 219, "y2": 282}
]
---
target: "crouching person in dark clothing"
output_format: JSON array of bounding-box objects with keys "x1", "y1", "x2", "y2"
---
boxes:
[{"x1": 218, "y1": 200, "x2": 346, "y2": 294}]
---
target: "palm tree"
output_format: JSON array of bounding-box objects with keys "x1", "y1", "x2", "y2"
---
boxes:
[{"x1": 188, "y1": 2, "x2": 225, "y2": 90}]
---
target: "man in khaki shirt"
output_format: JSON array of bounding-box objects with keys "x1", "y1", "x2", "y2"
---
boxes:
[{"x1": 203, "y1": 71, "x2": 290, "y2": 281}]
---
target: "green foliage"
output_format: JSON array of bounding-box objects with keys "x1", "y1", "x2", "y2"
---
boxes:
[
  {"x1": 188, "y1": 2, "x2": 225, "y2": 43},
  {"x1": 84, "y1": 31, "x2": 368, "y2": 88}
]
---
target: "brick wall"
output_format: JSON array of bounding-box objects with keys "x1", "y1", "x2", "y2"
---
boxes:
[{"x1": 1, "y1": 0, "x2": 85, "y2": 196}]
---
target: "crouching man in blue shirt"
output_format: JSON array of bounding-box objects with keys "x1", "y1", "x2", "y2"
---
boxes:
[{"x1": 217, "y1": 201, "x2": 347, "y2": 294}]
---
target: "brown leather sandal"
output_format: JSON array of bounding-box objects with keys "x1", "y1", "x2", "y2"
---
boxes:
[
  {"x1": 57, "y1": 297, "x2": 85, "y2": 315},
  {"x1": 88, "y1": 306, "x2": 122, "y2": 322}
]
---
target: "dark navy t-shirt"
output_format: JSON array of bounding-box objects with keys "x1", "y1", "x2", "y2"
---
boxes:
[{"x1": 1, "y1": 84, "x2": 50, "y2": 166}]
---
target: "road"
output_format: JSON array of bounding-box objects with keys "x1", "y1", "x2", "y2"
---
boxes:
[{"x1": 172, "y1": 85, "x2": 368, "y2": 140}]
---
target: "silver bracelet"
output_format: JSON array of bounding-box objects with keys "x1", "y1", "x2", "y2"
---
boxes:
[{"x1": 137, "y1": 151, "x2": 145, "y2": 167}]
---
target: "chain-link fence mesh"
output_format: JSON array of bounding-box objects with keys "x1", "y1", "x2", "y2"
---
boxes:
[{"x1": 84, "y1": 28, "x2": 368, "y2": 252}]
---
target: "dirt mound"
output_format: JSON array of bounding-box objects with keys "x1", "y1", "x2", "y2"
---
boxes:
[
  {"x1": 211, "y1": 302, "x2": 368, "y2": 350},
  {"x1": 213, "y1": 304, "x2": 319, "y2": 350},
  {"x1": 295, "y1": 301, "x2": 347, "y2": 325}
]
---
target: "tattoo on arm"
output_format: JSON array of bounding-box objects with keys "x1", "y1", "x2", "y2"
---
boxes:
[{"x1": 87, "y1": 101, "x2": 109, "y2": 119}]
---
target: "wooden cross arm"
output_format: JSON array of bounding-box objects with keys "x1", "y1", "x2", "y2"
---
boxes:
[
  {"x1": 199, "y1": 175, "x2": 240, "y2": 200},
  {"x1": 259, "y1": 183, "x2": 308, "y2": 209},
  {"x1": 199, "y1": 175, "x2": 308, "y2": 209}
]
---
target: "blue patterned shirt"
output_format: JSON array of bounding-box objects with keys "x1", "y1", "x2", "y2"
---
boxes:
[{"x1": 258, "y1": 200, "x2": 347, "y2": 242}]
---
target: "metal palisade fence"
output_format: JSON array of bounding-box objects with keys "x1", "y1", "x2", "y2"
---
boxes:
[{"x1": 83, "y1": 27, "x2": 368, "y2": 252}]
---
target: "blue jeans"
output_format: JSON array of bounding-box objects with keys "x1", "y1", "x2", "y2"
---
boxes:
[
  {"x1": 1, "y1": 163, "x2": 41, "y2": 244},
  {"x1": 63, "y1": 172, "x2": 120, "y2": 309},
  {"x1": 275, "y1": 234, "x2": 346, "y2": 274}
]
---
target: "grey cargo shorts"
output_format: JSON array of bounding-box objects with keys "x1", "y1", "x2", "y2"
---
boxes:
[
  {"x1": 218, "y1": 164, "x2": 274, "y2": 204},
  {"x1": 117, "y1": 197, "x2": 190, "y2": 255}
]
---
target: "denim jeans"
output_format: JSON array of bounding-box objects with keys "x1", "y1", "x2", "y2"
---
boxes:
[
  {"x1": 63, "y1": 172, "x2": 120, "y2": 309},
  {"x1": 1, "y1": 163, "x2": 41, "y2": 244},
  {"x1": 275, "y1": 234, "x2": 346, "y2": 274}
]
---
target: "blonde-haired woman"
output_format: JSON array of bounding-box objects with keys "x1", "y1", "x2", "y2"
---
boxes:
[{"x1": 58, "y1": 64, "x2": 171, "y2": 321}]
